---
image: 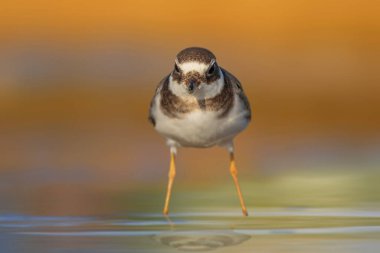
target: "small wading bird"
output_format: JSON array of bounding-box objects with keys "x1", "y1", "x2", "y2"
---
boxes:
[{"x1": 149, "y1": 47, "x2": 251, "y2": 216}]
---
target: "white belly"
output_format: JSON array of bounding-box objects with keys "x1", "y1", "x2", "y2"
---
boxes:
[{"x1": 154, "y1": 95, "x2": 250, "y2": 148}]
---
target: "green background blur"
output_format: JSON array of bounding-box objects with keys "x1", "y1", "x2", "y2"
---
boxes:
[{"x1": 0, "y1": 0, "x2": 379, "y2": 216}]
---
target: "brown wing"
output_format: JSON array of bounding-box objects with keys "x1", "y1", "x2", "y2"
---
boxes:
[
  {"x1": 148, "y1": 75, "x2": 170, "y2": 126},
  {"x1": 221, "y1": 68, "x2": 252, "y2": 121}
]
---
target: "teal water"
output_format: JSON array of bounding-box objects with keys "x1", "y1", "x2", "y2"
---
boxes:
[
  {"x1": 1, "y1": 167, "x2": 379, "y2": 252},
  {"x1": 1, "y1": 208, "x2": 380, "y2": 252}
]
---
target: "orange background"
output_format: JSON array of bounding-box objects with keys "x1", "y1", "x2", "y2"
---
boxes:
[{"x1": 0, "y1": 0, "x2": 379, "y2": 214}]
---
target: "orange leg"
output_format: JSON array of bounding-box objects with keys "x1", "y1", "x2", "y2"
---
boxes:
[
  {"x1": 229, "y1": 152, "x2": 248, "y2": 216},
  {"x1": 163, "y1": 151, "x2": 176, "y2": 215}
]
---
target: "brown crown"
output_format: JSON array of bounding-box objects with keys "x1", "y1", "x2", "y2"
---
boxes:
[{"x1": 176, "y1": 47, "x2": 216, "y2": 64}]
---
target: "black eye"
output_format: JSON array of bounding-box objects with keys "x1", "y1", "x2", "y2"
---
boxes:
[
  {"x1": 174, "y1": 63, "x2": 180, "y2": 74},
  {"x1": 207, "y1": 63, "x2": 217, "y2": 77}
]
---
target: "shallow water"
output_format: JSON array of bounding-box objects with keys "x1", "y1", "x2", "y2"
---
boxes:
[
  {"x1": 1, "y1": 168, "x2": 379, "y2": 252},
  {"x1": 1, "y1": 208, "x2": 380, "y2": 253}
]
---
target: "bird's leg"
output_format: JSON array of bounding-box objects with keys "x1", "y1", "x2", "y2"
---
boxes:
[
  {"x1": 229, "y1": 151, "x2": 248, "y2": 216},
  {"x1": 163, "y1": 150, "x2": 176, "y2": 215}
]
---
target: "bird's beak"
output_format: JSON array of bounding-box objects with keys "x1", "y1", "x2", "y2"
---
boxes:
[{"x1": 187, "y1": 80, "x2": 195, "y2": 93}]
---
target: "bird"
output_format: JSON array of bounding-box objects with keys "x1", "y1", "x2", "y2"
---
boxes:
[{"x1": 148, "y1": 47, "x2": 251, "y2": 216}]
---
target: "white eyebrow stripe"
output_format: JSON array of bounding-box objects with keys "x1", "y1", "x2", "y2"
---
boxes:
[{"x1": 179, "y1": 62, "x2": 209, "y2": 74}]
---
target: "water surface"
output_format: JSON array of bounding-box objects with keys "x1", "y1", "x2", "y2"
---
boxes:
[{"x1": 1, "y1": 208, "x2": 379, "y2": 252}]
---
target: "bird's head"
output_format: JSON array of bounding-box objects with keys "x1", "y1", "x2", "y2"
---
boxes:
[{"x1": 169, "y1": 47, "x2": 224, "y2": 99}]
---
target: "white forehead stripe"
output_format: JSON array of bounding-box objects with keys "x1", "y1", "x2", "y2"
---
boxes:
[{"x1": 179, "y1": 62, "x2": 209, "y2": 74}]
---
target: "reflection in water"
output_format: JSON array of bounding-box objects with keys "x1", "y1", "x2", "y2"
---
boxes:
[
  {"x1": 153, "y1": 231, "x2": 250, "y2": 251},
  {"x1": 1, "y1": 210, "x2": 379, "y2": 252}
]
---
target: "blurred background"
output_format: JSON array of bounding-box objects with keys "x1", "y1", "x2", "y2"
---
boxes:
[{"x1": 0, "y1": 0, "x2": 379, "y2": 216}]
